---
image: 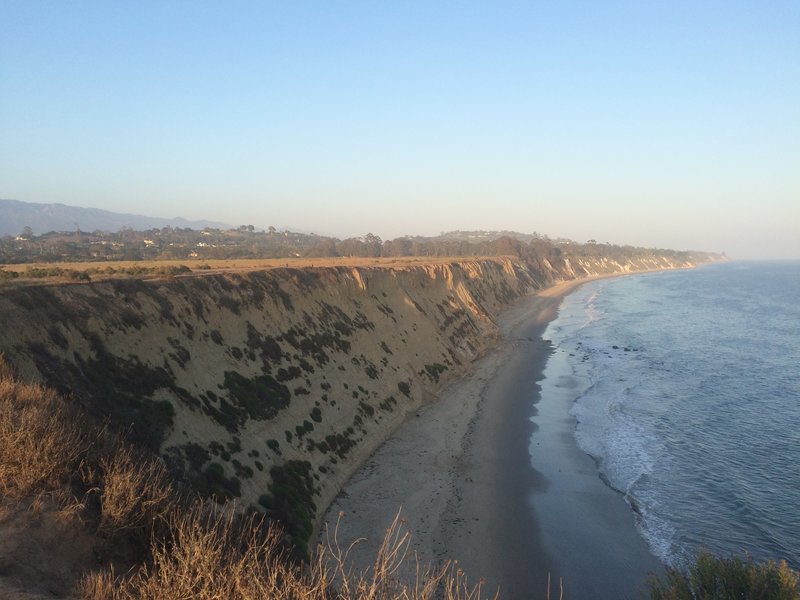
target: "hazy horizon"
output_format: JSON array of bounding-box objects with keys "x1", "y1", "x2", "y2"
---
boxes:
[{"x1": 2, "y1": 2, "x2": 797, "y2": 260}]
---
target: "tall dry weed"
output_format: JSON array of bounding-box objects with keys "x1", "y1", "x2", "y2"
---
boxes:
[
  {"x1": 0, "y1": 370, "x2": 180, "y2": 564},
  {"x1": 77, "y1": 569, "x2": 118, "y2": 600},
  {"x1": 0, "y1": 376, "x2": 88, "y2": 500},
  {"x1": 96, "y1": 447, "x2": 178, "y2": 539},
  {"x1": 79, "y1": 504, "x2": 292, "y2": 599},
  {"x1": 77, "y1": 507, "x2": 495, "y2": 600},
  {"x1": 321, "y1": 511, "x2": 494, "y2": 600}
]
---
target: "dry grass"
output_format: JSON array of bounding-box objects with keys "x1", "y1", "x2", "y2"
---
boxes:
[
  {"x1": 0, "y1": 371, "x2": 88, "y2": 501},
  {"x1": 95, "y1": 448, "x2": 178, "y2": 540},
  {"x1": 0, "y1": 358, "x2": 176, "y2": 530},
  {"x1": 0, "y1": 255, "x2": 506, "y2": 288},
  {"x1": 78, "y1": 508, "x2": 494, "y2": 600}
]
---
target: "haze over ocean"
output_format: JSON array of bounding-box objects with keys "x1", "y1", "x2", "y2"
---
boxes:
[{"x1": 540, "y1": 261, "x2": 800, "y2": 569}]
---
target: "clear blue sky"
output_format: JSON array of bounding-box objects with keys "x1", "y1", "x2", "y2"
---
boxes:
[{"x1": 2, "y1": 1, "x2": 798, "y2": 258}]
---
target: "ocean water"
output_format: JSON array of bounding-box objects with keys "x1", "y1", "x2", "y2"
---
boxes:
[{"x1": 541, "y1": 261, "x2": 800, "y2": 569}]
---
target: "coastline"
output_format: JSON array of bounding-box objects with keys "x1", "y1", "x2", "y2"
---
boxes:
[{"x1": 319, "y1": 275, "x2": 663, "y2": 598}]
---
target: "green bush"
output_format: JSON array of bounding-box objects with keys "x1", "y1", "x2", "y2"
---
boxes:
[
  {"x1": 222, "y1": 371, "x2": 291, "y2": 422},
  {"x1": 195, "y1": 462, "x2": 241, "y2": 503},
  {"x1": 267, "y1": 461, "x2": 317, "y2": 558},
  {"x1": 157, "y1": 264, "x2": 191, "y2": 276},
  {"x1": 648, "y1": 552, "x2": 799, "y2": 600},
  {"x1": 294, "y1": 420, "x2": 314, "y2": 438},
  {"x1": 424, "y1": 362, "x2": 448, "y2": 383}
]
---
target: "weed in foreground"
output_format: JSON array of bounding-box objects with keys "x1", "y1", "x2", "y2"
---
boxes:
[
  {"x1": 78, "y1": 508, "x2": 496, "y2": 600},
  {"x1": 0, "y1": 375, "x2": 88, "y2": 501}
]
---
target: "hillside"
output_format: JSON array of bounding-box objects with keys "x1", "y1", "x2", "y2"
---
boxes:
[{"x1": 0, "y1": 252, "x2": 703, "y2": 555}]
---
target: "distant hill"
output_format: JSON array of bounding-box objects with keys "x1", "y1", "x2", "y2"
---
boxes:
[{"x1": 0, "y1": 199, "x2": 231, "y2": 236}]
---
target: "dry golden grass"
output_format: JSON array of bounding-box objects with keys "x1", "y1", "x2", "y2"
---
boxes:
[
  {"x1": 0, "y1": 357, "x2": 175, "y2": 532},
  {"x1": 95, "y1": 448, "x2": 177, "y2": 540},
  {"x1": 0, "y1": 371, "x2": 88, "y2": 501},
  {"x1": 78, "y1": 507, "x2": 494, "y2": 600},
  {"x1": 0, "y1": 255, "x2": 497, "y2": 274},
  {"x1": 0, "y1": 255, "x2": 506, "y2": 288}
]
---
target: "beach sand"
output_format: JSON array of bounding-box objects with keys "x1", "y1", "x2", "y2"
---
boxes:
[{"x1": 319, "y1": 277, "x2": 664, "y2": 599}]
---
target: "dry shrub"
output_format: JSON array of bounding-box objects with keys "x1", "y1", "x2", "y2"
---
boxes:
[
  {"x1": 96, "y1": 447, "x2": 178, "y2": 539},
  {"x1": 78, "y1": 569, "x2": 118, "y2": 600},
  {"x1": 0, "y1": 369, "x2": 179, "y2": 564},
  {"x1": 0, "y1": 375, "x2": 88, "y2": 500},
  {"x1": 79, "y1": 504, "x2": 293, "y2": 600},
  {"x1": 77, "y1": 509, "x2": 494, "y2": 600}
]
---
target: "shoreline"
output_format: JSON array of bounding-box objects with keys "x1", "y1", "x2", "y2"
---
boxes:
[
  {"x1": 528, "y1": 299, "x2": 665, "y2": 598},
  {"x1": 319, "y1": 275, "x2": 662, "y2": 598}
]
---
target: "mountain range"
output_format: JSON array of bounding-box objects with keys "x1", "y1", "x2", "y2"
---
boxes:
[{"x1": 0, "y1": 199, "x2": 231, "y2": 236}]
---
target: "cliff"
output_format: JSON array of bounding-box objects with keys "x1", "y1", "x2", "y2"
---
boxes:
[{"x1": 0, "y1": 254, "x2": 697, "y2": 550}]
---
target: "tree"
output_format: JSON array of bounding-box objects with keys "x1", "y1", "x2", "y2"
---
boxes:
[
  {"x1": 304, "y1": 239, "x2": 338, "y2": 258},
  {"x1": 493, "y1": 236, "x2": 524, "y2": 257},
  {"x1": 382, "y1": 238, "x2": 412, "y2": 257},
  {"x1": 364, "y1": 233, "x2": 382, "y2": 257},
  {"x1": 337, "y1": 238, "x2": 367, "y2": 257}
]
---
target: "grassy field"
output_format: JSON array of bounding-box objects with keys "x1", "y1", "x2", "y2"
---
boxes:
[{"x1": 0, "y1": 256, "x2": 504, "y2": 287}]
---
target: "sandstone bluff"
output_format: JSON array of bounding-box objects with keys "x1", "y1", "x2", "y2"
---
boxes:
[{"x1": 0, "y1": 254, "x2": 701, "y2": 551}]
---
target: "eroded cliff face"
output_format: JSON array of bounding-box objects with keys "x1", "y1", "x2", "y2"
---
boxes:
[{"x1": 0, "y1": 254, "x2": 696, "y2": 549}]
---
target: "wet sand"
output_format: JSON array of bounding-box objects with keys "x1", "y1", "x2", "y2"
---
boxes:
[{"x1": 319, "y1": 277, "x2": 664, "y2": 599}]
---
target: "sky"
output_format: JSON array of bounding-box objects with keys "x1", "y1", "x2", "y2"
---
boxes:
[{"x1": 1, "y1": 2, "x2": 798, "y2": 259}]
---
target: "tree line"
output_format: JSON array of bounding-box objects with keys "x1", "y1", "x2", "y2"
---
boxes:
[{"x1": 0, "y1": 226, "x2": 717, "y2": 266}]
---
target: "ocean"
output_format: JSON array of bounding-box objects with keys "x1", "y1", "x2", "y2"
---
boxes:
[{"x1": 540, "y1": 261, "x2": 800, "y2": 570}]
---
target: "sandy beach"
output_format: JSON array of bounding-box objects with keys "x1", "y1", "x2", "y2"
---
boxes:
[{"x1": 319, "y1": 277, "x2": 664, "y2": 599}]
